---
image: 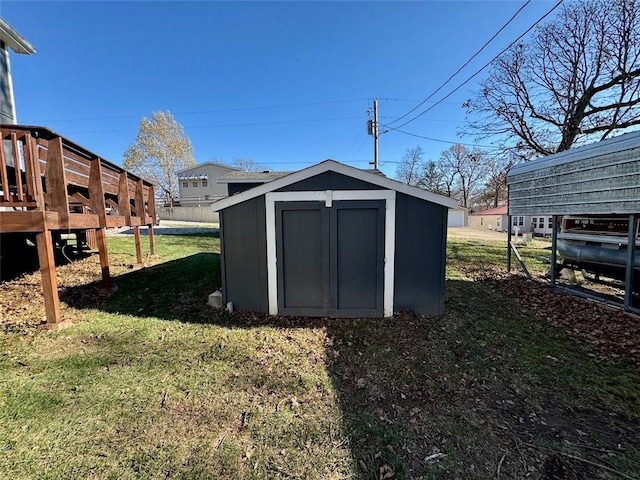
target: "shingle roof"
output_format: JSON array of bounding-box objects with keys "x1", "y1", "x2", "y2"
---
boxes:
[
  {"x1": 176, "y1": 161, "x2": 240, "y2": 175},
  {"x1": 216, "y1": 171, "x2": 292, "y2": 183},
  {"x1": 471, "y1": 205, "x2": 508, "y2": 216}
]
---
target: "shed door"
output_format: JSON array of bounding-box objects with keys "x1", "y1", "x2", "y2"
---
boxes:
[{"x1": 276, "y1": 200, "x2": 384, "y2": 317}]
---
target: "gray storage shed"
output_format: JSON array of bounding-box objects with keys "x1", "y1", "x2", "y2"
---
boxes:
[{"x1": 212, "y1": 160, "x2": 458, "y2": 318}]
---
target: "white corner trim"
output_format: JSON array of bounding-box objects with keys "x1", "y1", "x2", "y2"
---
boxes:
[
  {"x1": 383, "y1": 193, "x2": 396, "y2": 317},
  {"x1": 265, "y1": 194, "x2": 278, "y2": 315},
  {"x1": 265, "y1": 190, "x2": 396, "y2": 317}
]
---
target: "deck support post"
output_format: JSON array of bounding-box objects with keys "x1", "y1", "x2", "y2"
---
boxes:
[
  {"x1": 507, "y1": 215, "x2": 512, "y2": 272},
  {"x1": 550, "y1": 215, "x2": 559, "y2": 287},
  {"x1": 625, "y1": 214, "x2": 637, "y2": 309},
  {"x1": 36, "y1": 230, "x2": 61, "y2": 323},
  {"x1": 148, "y1": 224, "x2": 155, "y2": 255},
  {"x1": 134, "y1": 226, "x2": 143, "y2": 264},
  {"x1": 95, "y1": 227, "x2": 112, "y2": 287}
]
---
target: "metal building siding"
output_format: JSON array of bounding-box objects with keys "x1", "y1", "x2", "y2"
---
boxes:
[
  {"x1": 277, "y1": 171, "x2": 381, "y2": 192},
  {"x1": 393, "y1": 193, "x2": 447, "y2": 316},
  {"x1": 220, "y1": 196, "x2": 269, "y2": 312},
  {"x1": 1, "y1": 48, "x2": 13, "y2": 124},
  {"x1": 507, "y1": 134, "x2": 640, "y2": 216}
]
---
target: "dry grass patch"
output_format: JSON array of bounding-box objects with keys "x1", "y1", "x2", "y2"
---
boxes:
[{"x1": 1, "y1": 233, "x2": 639, "y2": 479}]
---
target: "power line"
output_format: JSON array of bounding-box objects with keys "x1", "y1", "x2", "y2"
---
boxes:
[
  {"x1": 386, "y1": 0, "x2": 533, "y2": 127},
  {"x1": 35, "y1": 98, "x2": 370, "y2": 123},
  {"x1": 64, "y1": 116, "x2": 363, "y2": 135},
  {"x1": 384, "y1": 125, "x2": 500, "y2": 149},
  {"x1": 388, "y1": 0, "x2": 564, "y2": 131}
]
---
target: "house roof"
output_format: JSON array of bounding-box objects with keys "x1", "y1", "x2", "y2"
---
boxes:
[
  {"x1": 211, "y1": 160, "x2": 459, "y2": 211},
  {"x1": 216, "y1": 170, "x2": 292, "y2": 183},
  {"x1": 471, "y1": 205, "x2": 508, "y2": 216},
  {"x1": 176, "y1": 161, "x2": 240, "y2": 175},
  {"x1": 507, "y1": 130, "x2": 640, "y2": 178},
  {"x1": 0, "y1": 18, "x2": 36, "y2": 54}
]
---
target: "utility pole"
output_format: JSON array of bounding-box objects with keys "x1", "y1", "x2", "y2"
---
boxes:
[{"x1": 367, "y1": 98, "x2": 379, "y2": 169}]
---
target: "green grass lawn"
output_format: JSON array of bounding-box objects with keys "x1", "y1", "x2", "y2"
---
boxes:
[{"x1": 0, "y1": 233, "x2": 638, "y2": 479}]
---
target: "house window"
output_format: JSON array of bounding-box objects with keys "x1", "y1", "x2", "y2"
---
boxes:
[
  {"x1": 518, "y1": 217, "x2": 524, "y2": 226},
  {"x1": 496, "y1": 218, "x2": 501, "y2": 227},
  {"x1": 480, "y1": 217, "x2": 484, "y2": 226},
  {"x1": 202, "y1": 179, "x2": 208, "y2": 188},
  {"x1": 548, "y1": 217, "x2": 553, "y2": 229},
  {"x1": 192, "y1": 181, "x2": 198, "y2": 188},
  {"x1": 182, "y1": 181, "x2": 188, "y2": 188},
  {"x1": 532, "y1": 217, "x2": 537, "y2": 228},
  {"x1": 512, "y1": 216, "x2": 518, "y2": 226}
]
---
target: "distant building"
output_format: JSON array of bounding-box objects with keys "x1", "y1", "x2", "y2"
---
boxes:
[
  {"x1": 1, "y1": 18, "x2": 36, "y2": 124},
  {"x1": 470, "y1": 205, "x2": 553, "y2": 236},
  {"x1": 447, "y1": 206, "x2": 468, "y2": 227},
  {"x1": 469, "y1": 205, "x2": 508, "y2": 232},
  {"x1": 176, "y1": 162, "x2": 239, "y2": 206},
  {"x1": 217, "y1": 170, "x2": 292, "y2": 196}
]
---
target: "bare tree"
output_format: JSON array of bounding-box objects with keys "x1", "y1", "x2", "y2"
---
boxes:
[
  {"x1": 418, "y1": 160, "x2": 445, "y2": 194},
  {"x1": 395, "y1": 145, "x2": 424, "y2": 186},
  {"x1": 124, "y1": 111, "x2": 195, "y2": 204},
  {"x1": 440, "y1": 144, "x2": 487, "y2": 208},
  {"x1": 230, "y1": 157, "x2": 265, "y2": 172},
  {"x1": 464, "y1": 0, "x2": 640, "y2": 159},
  {"x1": 473, "y1": 156, "x2": 513, "y2": 209}
]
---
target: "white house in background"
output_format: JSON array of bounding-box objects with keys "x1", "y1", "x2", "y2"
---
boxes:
[
  {"x1": 527, "y1": 215, "x2": 554, "y2": 236},
  {"x1": 508, "y1": 213, "x2": 555, "y2": 236},
  {"x1": 469, "y1": 205, "x2": 554, "y2": 236},
  {"x1": 469, "y1": 205, "x2": 508, "y2": 232},
  {"x1": 177, "y1": 162, "x2": 239, "y2": 206},
  {"x1": 447, "y1": 206, "x2": 468, "y2": 227}
]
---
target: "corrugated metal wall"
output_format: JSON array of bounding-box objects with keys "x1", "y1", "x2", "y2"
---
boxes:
[{"x1": 507, "y1": 132, "x2": 640, "y2": 216}]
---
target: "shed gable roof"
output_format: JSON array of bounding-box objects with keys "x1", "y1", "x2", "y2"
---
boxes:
[{"x1": 211, "y1": 160, "x2": 458, "y2": 211}]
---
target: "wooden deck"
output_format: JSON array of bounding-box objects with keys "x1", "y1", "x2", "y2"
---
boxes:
[{"x1": 0, "y1": 124, "x2": 157, "y2": 324}]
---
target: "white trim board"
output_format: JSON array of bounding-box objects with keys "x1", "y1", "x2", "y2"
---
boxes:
[
  {"x1": 265, "y1": 190, "x2": 396, "y2": 317},
  {"x1": 212, "y1": 160, "x2": 458, "y2": 212}
]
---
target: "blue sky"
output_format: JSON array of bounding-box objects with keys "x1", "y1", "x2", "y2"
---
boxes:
[{"x1": 2, "y1": 1, "x2": 558, "y2": 177}]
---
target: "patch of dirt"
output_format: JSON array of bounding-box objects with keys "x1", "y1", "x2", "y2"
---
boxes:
[
  {"x1": 458, "y1": 262, "x2": 640, "y2": 369},
  {"x1": 0, "y1": 252, "x2": 153, "y2": 333}
]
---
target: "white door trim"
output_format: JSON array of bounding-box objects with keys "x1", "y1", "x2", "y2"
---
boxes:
[{"x1": 265, "y1": 190, "x2": 396, "y2": 317}]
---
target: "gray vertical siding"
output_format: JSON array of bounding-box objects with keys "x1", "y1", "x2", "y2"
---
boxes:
[
  {"x1": 277, "y1": 171, "x2": 381, "y2": 192},
  {"x1": 1, "y1": 47, "x2": 14, "y2": 124},
  {"x1": 393, "y1": 193, "x2": 447, "y2": 316},
  {"x1": 228, "y1": 182, "x2": 262, "y2": 196},
  {"x1": 220, "y1": 196, "x2": 268, "y2": 313}
]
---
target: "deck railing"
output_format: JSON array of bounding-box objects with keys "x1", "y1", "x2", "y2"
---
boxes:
[
  {"x1": 1, "y1": 124, "x2": 158, "y2": 324},
  {"x1": 1, "y1": 125, "x2": 156, "y2": 231}
]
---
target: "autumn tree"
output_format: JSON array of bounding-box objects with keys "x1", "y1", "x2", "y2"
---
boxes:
[
  {"x1": 395, "y1": 145, "x2": 424, "y2": 186},
  {"x1": 464, "y1": 0, "x2": 640, "y2": 159},
  {"x1": 124, "y1": 111, "x2": 195, "y2": 204}
]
